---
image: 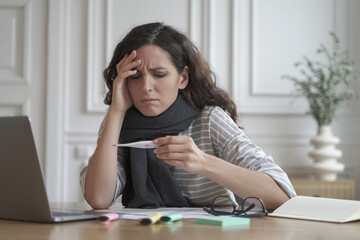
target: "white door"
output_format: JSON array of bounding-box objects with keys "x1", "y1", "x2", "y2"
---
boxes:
[{"x1": 0, "y1": 0, "x2": 47, "y2": 165}]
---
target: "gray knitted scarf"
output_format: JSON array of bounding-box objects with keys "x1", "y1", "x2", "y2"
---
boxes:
[{"x1": 119, "y1": 94, "x2": 199, "y2": 208}]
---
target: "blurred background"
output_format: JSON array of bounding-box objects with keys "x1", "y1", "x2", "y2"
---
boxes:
[{"x1": 0, "y1": 0, "x2": 359, "y2": 203}]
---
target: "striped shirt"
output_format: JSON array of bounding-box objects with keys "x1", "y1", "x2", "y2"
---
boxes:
[{"x1": 80, "y1": 106, "x2": 296, "y2": 206}]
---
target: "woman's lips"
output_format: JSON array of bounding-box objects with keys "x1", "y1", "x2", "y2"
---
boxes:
[{"x1": 141, "y1": 98, "x2": 159, "y2": 104}]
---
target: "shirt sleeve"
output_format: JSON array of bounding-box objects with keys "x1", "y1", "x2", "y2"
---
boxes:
[
  {"x1": 209, "y1": 107, "x2": 297, "y2": 198},
  {"x1": 79, "y1": 113, "x2": 127, "y2": 205}
]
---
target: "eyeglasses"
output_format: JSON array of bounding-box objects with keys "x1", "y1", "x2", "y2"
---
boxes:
[{"x1": 203, "y1": 196, "x2": 268, "y2": 218}]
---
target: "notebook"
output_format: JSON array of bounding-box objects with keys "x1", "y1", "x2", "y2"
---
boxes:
[
  {"x1": 269, "y1": 196, "x2": 360, "y2": 223},
  {"x1": 0, "y1": 116, "x2": 98, "y2": 223}
]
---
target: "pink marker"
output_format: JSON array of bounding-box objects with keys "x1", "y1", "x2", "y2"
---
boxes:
[{"x1": 97, "y1": 213, "x2": 119, "y2": 224}]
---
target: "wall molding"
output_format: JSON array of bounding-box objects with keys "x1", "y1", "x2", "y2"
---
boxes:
[
  {"x1": 232, "y1": 0, "x2": 343, "y2": 114},
  {"x1": 189, "y1": 0, "x2": 210, "y2": 60},
  {"x1": 250, "y1": 0, "x2": 336, "y2": 97},
  {"x1": 45, "y1": 0, "x2": 68, "y2": 203},
  {"x1": 85, "y1": 0, "x2": 107, "y2": 113},
  {"x1": 0, "y1": 0, "x2": 31, "y2": 84},
  {"x1": 0, "y1": 97, "x2": 29, "y2": 115}
]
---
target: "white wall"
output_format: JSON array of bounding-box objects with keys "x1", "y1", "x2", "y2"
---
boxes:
[
  {"x1": 0, "y1": 0, "x2": 47, "y2": 165},
  {"x1": 37, "y1": 0, "x2": 360, "y2": 202}
]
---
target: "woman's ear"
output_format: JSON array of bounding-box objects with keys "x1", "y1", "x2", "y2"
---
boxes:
[{"x1": 179, "y1": 66, "x2": 189, "y2": 90}]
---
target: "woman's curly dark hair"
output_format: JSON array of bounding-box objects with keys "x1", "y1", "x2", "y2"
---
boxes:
[{"x1": 103, "y1": 22, "x2": 238, "y2": 122}]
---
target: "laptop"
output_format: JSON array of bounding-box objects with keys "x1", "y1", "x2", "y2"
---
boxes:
[{"x1": 0, "y1": 116, "x2": 99, "y2": 223}]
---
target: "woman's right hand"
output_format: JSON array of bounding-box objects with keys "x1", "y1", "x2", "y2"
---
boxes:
[{"x1": 110, "y1": 50, "x2": 141, "y2": 113}]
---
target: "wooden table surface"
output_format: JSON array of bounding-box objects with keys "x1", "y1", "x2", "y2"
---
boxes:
[{"x1": 1, "y1": 216, "x2": 359, "y2": 240}]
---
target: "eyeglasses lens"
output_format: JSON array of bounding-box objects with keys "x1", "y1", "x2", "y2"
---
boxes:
[
  {"x1": 240, "y1": 197, "x2": 266, "y2": 216},
  {"x1": 213, "y1": 196, "x2": 235, "y2": 213}
]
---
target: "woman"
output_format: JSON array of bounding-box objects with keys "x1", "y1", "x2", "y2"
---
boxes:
[{"x1": 80, "y1": 22, "x2": 296, "y2": 210}]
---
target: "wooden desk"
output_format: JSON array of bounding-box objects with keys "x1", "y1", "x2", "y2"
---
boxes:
[{"x1": 1, "y1": 217, "x2": 360, "y2": 240}]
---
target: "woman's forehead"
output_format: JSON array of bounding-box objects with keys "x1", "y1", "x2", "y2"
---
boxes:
[{"x1": 134, "y1": 45, "x2": 175, "y2": 70}]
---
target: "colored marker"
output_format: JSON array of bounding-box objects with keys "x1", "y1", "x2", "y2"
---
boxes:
[
  {"x1": 160, "y1": 213, "x2": 183, "y2": 225},
  {"x1": 97, "y1": 213, "x2": 119, "y2": 224},
  {"x1": 140, "y1": 212, "x2": 162, "y2": 225}
]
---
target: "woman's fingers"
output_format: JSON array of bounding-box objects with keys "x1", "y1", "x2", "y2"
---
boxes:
[
  {"x1": 153, "y1": 135, "x2": 207, "y2": 173},
  {"x1": 117, "y1": 50, "x2": 135, "y2": 66},
  {"x1": 113, "y1": 50, "x2": 141, "y2": 86},
  {"x1": 156, "y1": 152, "x2": 186, "y2": 161},
  {"x1": 154, "y1": 135, "x2": 189, "y2": 146},
  {"x1": 116, "y1": 50, "x2": 139, "y2": 74},
  {"x1": 116, "y1": 69, "x2": 137, "y2": 82},
  {"x1": 154, "y1": 142, "x2": 187, "y2": 155},
  {"x1": 154, "y1": 136, "x2": 194, "y2": 159},
  {"x1": 110, "y1": 50, "x2": 141, "y2": 112}
]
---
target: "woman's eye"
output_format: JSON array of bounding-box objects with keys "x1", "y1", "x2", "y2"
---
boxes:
[
  {"x1": 129, "y1": 74, "x2": 141, "y2": 80},
  {"x1": 155, "y1": 73, "x2": 166, "y2": 78}
]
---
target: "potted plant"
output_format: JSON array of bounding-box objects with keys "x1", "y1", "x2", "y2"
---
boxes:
[{"x1": 283, "y1": 32, "x2": 358, "y2": 180}]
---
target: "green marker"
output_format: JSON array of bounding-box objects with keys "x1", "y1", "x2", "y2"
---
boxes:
[
  {"x1": 160, "y1": 213, "x2": 183, "y2": 224},
  {"x1": 195, "y1": 216, "x2": 250, "y2": 227}
]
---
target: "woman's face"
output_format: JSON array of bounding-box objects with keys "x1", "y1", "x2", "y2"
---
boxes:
[{"x1": 127, "y1": 44, "x2": 188, "y2": 117}]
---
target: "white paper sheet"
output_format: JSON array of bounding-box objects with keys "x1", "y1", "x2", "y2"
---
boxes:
[{"x1": 94, "y1": 204, "x2": 212, "y2": 219}]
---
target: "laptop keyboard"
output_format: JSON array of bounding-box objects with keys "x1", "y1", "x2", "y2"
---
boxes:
[{"x1": 52, "y1": 211, "x2": 86, "y2": 216}]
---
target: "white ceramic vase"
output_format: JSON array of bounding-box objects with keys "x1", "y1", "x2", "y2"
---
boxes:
[{"x1": 308, "y1": 125, "x2": 344, "y2": 181}]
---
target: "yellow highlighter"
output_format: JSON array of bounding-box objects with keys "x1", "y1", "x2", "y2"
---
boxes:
[{"x1": 140, "y1": 212, "x2": 162, "y2": 225}]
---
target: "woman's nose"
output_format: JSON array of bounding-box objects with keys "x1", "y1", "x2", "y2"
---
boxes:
[{"x1": 142, "y1": 74, "x2": 153, "y2": 92}]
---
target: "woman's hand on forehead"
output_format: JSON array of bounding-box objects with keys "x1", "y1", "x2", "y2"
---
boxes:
[{"x1": 110, "y1": 50, "x2": 141, "y2": 113}]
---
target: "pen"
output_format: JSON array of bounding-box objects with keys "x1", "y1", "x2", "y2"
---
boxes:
[
  {"x1": 140, "y1": 212, "x2": 162, "y2": 225},
  {"x1": 97, "y1": 213, "x2": 120, "y2": 224},
  {"x1": 160, "y1": 213, "x2": 183, "y2": 225}
]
